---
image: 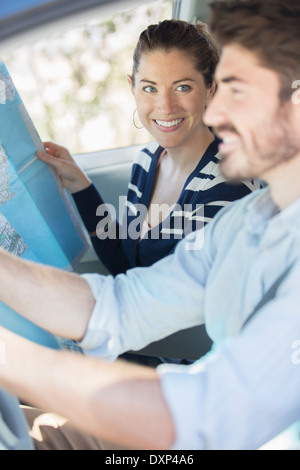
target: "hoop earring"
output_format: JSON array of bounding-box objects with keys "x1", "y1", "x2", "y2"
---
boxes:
[{"x1": 133, "y1": 109, "x2": 143, "y2": 129}]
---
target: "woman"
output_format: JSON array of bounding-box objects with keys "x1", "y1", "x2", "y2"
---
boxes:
[{"x1": 38, "y1": 20, "x2": 260, "y2": 275}]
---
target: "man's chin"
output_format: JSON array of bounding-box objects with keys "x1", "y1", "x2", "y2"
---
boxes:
[{"x1": 220, "y1": 159, "x2": 251, "y2": 183}]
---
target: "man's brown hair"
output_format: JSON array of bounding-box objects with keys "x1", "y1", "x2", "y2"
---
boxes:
[{"x1": 209, "y1": 0, "x2": 300, "y2": 101}]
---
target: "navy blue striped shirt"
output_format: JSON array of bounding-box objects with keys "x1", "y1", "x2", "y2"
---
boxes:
[{"x1": 73, "y1": 139, "x2": 260, "y2": 275}]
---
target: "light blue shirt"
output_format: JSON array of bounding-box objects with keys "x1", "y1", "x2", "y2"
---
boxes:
[{"x1": 80, "y1": 187, "x2": 300, "y2": 449}]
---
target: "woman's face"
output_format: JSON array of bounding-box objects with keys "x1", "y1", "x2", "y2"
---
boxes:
[{"x1": 128, "y1": 49, "x2": 214, "y2": 151}]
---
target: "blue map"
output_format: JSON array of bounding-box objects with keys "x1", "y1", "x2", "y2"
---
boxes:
[{"x1": 0, "y1": 60, "x2": 89, "y2": 348}]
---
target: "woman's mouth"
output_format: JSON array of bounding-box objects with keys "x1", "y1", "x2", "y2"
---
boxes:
[{"x1": 153, "y1": 118, "x2": 184, "y2": 131}]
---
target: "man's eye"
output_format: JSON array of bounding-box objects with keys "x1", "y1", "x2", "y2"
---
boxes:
[
  {"x1": 177, "y1": 84, "x2": 191, "y2": 92},
  {"x1": 143, "y1": 86, "x2": 157, "y2": 93},
  {"x1": 231, "y1": 87, "x2": 244, "y2": 96}
]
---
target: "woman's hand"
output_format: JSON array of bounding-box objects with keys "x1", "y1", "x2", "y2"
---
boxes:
[{"x1": 37, "y1": 141, "x2": 92, "y2": 194}]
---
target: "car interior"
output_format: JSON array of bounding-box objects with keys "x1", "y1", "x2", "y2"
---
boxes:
[
  {"x1": 1, "y1": 0, "x2": 214, "y2": 362},
  {"x1": 1, "y1": 0, "x2": 299, "y2": 450}
]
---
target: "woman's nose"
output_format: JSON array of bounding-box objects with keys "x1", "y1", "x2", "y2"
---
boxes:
[{"x1": 159, "y1": 90, "x2": 177, "y2": 115}]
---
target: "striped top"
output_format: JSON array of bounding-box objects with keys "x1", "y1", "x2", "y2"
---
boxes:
[{"x1": 72, "y1": 138, "x2": 260, "y2": 275}]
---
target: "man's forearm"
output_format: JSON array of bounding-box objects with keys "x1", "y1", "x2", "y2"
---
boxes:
[
  {"x1": 0, "y1": 327, "x2": 175, "y2": 450},
  {"x1": 0, "y1": 249, "x2": 94, "y2": 340}
]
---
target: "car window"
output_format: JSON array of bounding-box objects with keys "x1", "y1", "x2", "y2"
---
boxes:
[{"x1": 2, "y1": 1, "x2": 172, "y2": 155}]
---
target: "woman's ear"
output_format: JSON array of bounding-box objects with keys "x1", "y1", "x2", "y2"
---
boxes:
[{"x1": 127, "y1": 75, "x2": 135, "y2": 95}]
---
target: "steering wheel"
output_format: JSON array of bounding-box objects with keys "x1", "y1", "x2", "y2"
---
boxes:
[
  {"x1": 0, "y1": 304, "x2": 61, "y2": 450},
  {"x1": 0, "y1": 303, "x2": 61, "y2": 350}
]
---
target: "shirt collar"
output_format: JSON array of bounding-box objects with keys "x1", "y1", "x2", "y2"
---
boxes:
[{"x1": 245, "y1": 186, "x2": 300, "y2": 238}]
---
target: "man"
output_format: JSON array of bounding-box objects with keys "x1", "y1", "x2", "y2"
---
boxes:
[{"x1": 0, "y1": 0, "x2": 300, "y2": 450}]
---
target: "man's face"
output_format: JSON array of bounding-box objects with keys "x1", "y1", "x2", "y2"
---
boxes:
[{"x1": 204, "y1": 44, "x2": 300, "y2": 184}]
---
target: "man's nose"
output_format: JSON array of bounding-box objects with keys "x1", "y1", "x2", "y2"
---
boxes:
[{"x1": 203, "y1": 90, "x2": 225, "y2": 128}]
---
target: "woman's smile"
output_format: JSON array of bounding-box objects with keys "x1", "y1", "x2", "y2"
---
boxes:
[
  {"x1": 129, "y1": 48, "x2": 214, "y2": 152},
  {"x1": 153, "y1": 118, "x2": 185, "y2": 132}
]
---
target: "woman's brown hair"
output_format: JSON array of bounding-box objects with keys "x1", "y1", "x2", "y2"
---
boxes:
[{"x1": 130, "y1": 19, "x2": 219, "y2": 89}]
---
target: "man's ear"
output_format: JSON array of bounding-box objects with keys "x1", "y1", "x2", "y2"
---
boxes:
[
  {"x1": 206, "y1": 81, "x2": 217, "y2": 106},
  {"x1": 127, "y1": 75, "x2": 135, "y2": 96}
]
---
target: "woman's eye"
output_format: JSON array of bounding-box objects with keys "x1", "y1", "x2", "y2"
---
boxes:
[
  {"x1": 177, "y1": 84, "x2": 191, "y2": 92},
  {"x1": 143, "y1": 85, "x2": 157, "y2": 93}
]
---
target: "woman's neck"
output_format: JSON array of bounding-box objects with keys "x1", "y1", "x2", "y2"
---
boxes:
[{"x1": 164, "y1": 127, "x2": 215, "y2": 173}]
